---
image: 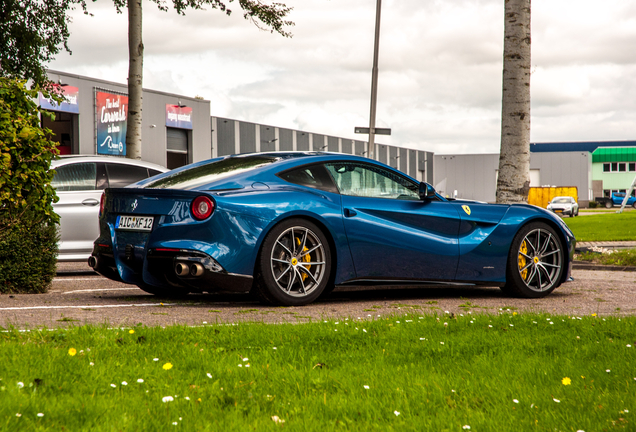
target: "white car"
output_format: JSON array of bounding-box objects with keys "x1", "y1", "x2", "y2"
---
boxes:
[
  {"x1": 547, "y1": 196, "x2": 579, "y2": 217},
  {"x1": 51, "y1": 155, "x2": 168, "y2": 261}
]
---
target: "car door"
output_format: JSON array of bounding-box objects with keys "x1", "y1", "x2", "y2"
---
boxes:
[
  {"x1": 52, "y1": 162, "x2": 102, "y2": 259},
  {"x1": 325, "y1": 162, "x2": 461, "y2": 281}
]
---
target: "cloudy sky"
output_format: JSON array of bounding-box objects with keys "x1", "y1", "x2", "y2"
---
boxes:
[{"x1": 49, "y1": 0, "x2": 636, "y2": 154}]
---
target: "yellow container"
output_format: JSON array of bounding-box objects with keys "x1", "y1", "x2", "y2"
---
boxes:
[{"x1": 528, "y1": 187, "x2": 578, "y2": 209}]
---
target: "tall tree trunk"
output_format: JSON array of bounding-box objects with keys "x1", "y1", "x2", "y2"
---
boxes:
[
  {"x1": 496, "y1": 0, "x2": 531, "y2": 204},
  {"x1": 126, "y1": 0, "x2": 143, "y2": 160}
]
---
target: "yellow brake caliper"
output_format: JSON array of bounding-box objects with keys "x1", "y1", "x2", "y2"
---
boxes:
[
  {"x1": 518, "y1": 240, "x2": 528, "y2": 280},
  {"x1": 296, "y1": 237, "x2": 311, "y2": 281}
]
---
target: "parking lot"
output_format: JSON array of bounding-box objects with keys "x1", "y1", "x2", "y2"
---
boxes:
[{"x1": 1, "y1": 265, "x2": 634, "y2": 329}]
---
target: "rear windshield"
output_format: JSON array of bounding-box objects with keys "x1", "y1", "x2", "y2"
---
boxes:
[{"x1": 143, "y1": 156, "x2": 277, "y2": 189}]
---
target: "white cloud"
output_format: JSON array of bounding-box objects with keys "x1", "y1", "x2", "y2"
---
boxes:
[{"x1": 49, "y1": 0, "x2": 636, "y2": 154}]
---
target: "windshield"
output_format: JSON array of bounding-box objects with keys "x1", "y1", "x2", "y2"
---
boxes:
[
  {"x1": 144, "y1": 156, "x2": 278, "y2": 189},
  {"x1": 552, "y1": 197, "x2": 572, "y2": 204}
]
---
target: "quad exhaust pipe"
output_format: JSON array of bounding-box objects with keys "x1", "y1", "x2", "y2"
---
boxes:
[{"x1": 175, "y1": 262, "x2": 204, "y2": 277}]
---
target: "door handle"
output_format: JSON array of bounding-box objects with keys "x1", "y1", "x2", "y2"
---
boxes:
[
  {"x1": 82, "y1": 198, "x2": 100, "y2": 206},
  {"x1": 344, "y1": 208, "x2": 357, "y2": 217}
]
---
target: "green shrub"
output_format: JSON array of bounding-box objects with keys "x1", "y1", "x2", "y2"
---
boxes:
[
  {"x1": 588, "y1": 201, "x2": 598, "y2": 208},
  {"x1": 0, "y1": 77, "x2": 60, "y2": 293},
  {"x1": 0, "y1": 222, "x2": 58, "y2": 293}
]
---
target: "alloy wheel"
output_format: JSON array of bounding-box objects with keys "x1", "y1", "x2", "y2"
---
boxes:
[
  {"x1": 269, "y1": 226, "x2": 327, "y2": 297},
  {"x1": 517, "y1": 228, "x2": 563, "y2": 292}
]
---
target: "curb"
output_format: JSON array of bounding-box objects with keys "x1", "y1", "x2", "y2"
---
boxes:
[
  {"x1": 55, "y1": 270, "x2": 99, "y2": 277},
  {"x1": 572, "y1": 262, "x2": 636, "y2": 272}
]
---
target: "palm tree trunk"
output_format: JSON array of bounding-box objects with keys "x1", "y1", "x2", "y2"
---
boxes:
[
  {"x1": 496, "y1": 0, "x2": 531, "y2": 204},
  {"x1": 126, "y1": 0, "x2": 143, "y2": 160}
]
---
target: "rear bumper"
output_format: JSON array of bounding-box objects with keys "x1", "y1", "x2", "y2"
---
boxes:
[
  {"x1": 90, "y1": 246, "x2": 253, "y2": 294},
  {"x1": 145, "y1": 249, "x2": 253, "y2": 293}
]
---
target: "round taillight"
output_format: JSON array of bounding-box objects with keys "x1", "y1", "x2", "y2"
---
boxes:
[
  {"x1": 191, "y1": 195, "x2": 215, "y2": 220},
  {"x1": 99, "y1": 193, "x2": 105, "y2": 217}
]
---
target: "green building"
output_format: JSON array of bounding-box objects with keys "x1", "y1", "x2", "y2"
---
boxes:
[{"x1": 592, "y1": 147, "x2": 636, "y2": 198}]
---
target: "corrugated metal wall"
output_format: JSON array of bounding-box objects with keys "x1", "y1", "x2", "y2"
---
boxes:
[
  {"x1": 210, "y1": 116, "x2": 432, "y2": 181},
  {"x1": 279, "y1": 128, "x2": 293, "y2": 151},
  {"x1": 260, "y1": 125, "x2": 276, "y2": 152},
  {"x1": 239, "y1": 122, "x2": 256, "y2": 153},
  {"x1": 297, "y1": 132, "x2": 310, "y2": 151},
  {"x1": 216, "y1": 118, "x2": 235, "y2": 156}
]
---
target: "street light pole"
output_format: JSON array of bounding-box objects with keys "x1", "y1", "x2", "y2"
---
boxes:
[{"x1": 367, "y1": 0, "x2": 382, "y2": 159}]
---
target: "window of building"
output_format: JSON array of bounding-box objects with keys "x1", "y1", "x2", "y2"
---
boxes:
[
  {"x1": 42, "y1": 111, "x2": 78, "y2": 155},
  {"x1": 167, "y1": 127, "x2": 189, "y2": 169},
  {"x1": 603, "y1": 162, "x2": 633, "y2": 172}
]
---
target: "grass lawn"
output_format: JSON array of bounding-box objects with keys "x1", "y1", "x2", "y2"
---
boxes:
[
  {"x1": 576, "y1": 249, "x2": 636, "y2": 267},
  {"x1": 1, "y1": 314, "x2": 635, "y2": 431},
  {"x1": 563, "y1": 211, "x2": 636, "y2": 242}
]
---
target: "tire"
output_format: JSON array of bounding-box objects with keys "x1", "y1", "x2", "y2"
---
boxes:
[
  {"x1": 575, "y1": 209, "x2": 579, "y2": 216},
  {"x1": 632, "y1": 202, "x2": 636, "y2": 209},
  {"x1": 605, "y1": 201, "x2": 613, "y2": 209},
  {"x1": 502, "y1": 222, "x2": 565, "y2": 298},
  {"x1": 254, "y1": 218, "x2": 332, "y2": 306}
]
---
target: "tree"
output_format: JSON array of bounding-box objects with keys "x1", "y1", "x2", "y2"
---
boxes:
[
  {"x1": 0, "y1": 0, "x2": 90, "y2": 88},
  {"x1": 495, "y1": 0, "x2": 531, "y2": 204},
  {"x1": 109, "y1": 0, "x2": 295, "y2": 160},
  {"x1": 0, "y1": 78, "x2": 60, "y2": 293}
]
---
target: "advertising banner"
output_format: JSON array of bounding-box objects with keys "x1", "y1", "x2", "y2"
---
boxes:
[
  {"x1": 166, "y1": 104, "x2": 193, "y2": 129},
  {"x1": 39, "y1": 85, "x2": 79, "y2": 114},
  {"x1": 96, "y1": 91, "x2": 128, "y2": 156}
]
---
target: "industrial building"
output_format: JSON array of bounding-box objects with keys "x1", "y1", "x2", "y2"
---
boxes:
[
  {"x1": 42, "y1": 70, "x2": 434, "y2": 183},
  {"x1": 41, "y1": 70, "x2": 635, "y2": 207},
  {"x1": 434, "y1": 141, "x2": 636, "y2": 208}
]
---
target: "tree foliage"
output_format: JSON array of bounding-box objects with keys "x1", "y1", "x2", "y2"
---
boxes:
[
  {"x1": 0, "y1": 78, "x2": 59, "y2": 234},
  {"x1": 0, "y1": 0, "x2": 91, "y2": 88},
  {"x1": 111, "y1": 0, "x2": 294, "y2": 37},
  {"x1": 0, "y1": 77, "x2": 60, "y2": 293},
  {"x1": 120, "y1": 0, "x2": 294, "y2": 159}
]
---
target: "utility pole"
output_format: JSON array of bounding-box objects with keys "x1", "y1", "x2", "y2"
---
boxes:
[{"x1": 367, "y1": 0, "x2": 382, "y2": 159}]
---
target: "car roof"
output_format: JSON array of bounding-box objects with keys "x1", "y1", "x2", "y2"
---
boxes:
[
  {"x1": 50, "y1": 155, "x2": 168, "y2": 171},
  {"x1": 137, "y1": 151, "x2": 415, "y2": 191}
]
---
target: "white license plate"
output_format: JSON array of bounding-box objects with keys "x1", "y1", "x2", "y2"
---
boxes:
[{"x1": 116, "y1": 215, "x2": 154, "y2": 231}]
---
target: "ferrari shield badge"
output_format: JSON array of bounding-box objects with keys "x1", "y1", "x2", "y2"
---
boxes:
[{"x1": 462, "y1": 205, "x2": 471, "y2": 215}]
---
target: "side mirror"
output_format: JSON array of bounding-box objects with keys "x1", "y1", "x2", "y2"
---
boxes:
[{"x1": 418, "y1": 182, "x2": 437, "y2": 201}]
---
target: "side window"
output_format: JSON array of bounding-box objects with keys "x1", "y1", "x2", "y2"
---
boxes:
[
  {"x1": 106, "y1": 163, "x2": 150, "y2": 188},
  {"x1": 149, "y1": 169, "x2": 163, "y2": 177},
  {"x1": 51, "y1": 163, "x2": 97, "y2": 192},
  {"x1": 278, "y1": 164, "x2": 339, "y2": 194},
  {"x1": 325, "y1": 162, "x2": 419, "y2": 200}
]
